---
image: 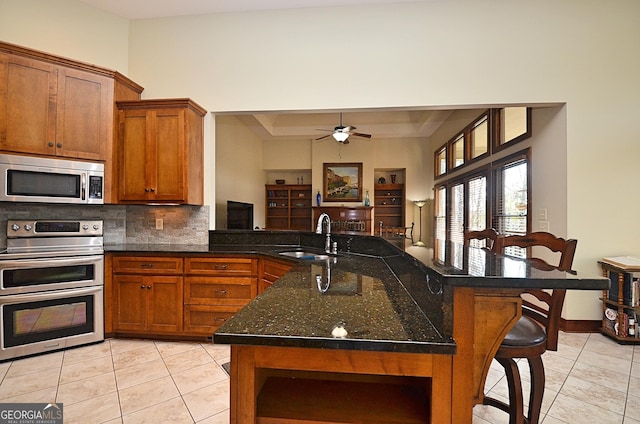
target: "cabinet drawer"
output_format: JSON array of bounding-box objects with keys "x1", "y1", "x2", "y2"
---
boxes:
[
  {"x1": 262, "y1": 260, "x2": 293, "y2": 283},
  {"x1": 185, "y1": 257, "x2": 257, "y2": 276},
  {"x1": 113, "y1": 256, "x2": 183, "y2": 274},
  {"x1": 184, "y1": 304, "x2": 243, "y2": 335},
  {"x1": 185, "y1": 277, "x2": 256, "y2": 305}
]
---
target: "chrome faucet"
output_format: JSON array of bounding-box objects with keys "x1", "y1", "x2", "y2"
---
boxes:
[{"x1": 316, "y1": 213, "x2": 332, "y2": 254}]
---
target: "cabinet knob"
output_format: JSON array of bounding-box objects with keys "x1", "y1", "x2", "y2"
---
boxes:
[
  {"x1": 140, "y1": 285, "x2": 145, "y2": 289},
  {"x1": 48, "y1": 142, "x2": 54, "y2": 147},
  {"x1": 146, "y1": 285, "x2": 152, "y2": 289},
  {"x1": 150, "y1": 188, "x2": 155, "y2": 192},
  {"x1": 57, "y1": 143, "x2": 62, "y2": 148},
  {"x1": 144, "y1": 188, "x2": 149, "y2": 192}
]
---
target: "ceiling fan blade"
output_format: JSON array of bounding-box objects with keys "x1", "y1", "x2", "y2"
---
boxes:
[
  {"x1": 315, "y1": 134, "x2": 332, "y2": 140},
  {"x1": 342, "y1": 139, "x2": 350, "y2": 145},
  {"x1": 343, "y1": 126, "x2": 356, "y2": 132},
  {"x1": 351, "y1": 132, "x2": 372, "y2": 139}
]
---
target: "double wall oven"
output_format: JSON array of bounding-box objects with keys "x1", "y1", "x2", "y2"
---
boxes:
[{"x1": 0, "y1": 220, "x2": 104, "y2": 361}]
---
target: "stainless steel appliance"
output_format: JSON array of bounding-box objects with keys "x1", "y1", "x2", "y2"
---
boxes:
[
  {"x1": 0, "y1": 219, "x2": 104, "y2": 361},
  {"x1": 0, "y1": 154, "x2": 104, "y2": 204}
]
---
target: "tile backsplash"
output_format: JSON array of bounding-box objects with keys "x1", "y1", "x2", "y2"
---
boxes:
[{"x1": 0, "y1": 203, "x2": 209, "y2": 249}]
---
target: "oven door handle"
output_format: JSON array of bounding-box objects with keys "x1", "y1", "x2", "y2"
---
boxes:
[
  {"x1": 1, "y1": 285, "x2": 102, "y2": 303},
  {"x1": 0, "y1": 255, "x2": 102, "y2": 270}
]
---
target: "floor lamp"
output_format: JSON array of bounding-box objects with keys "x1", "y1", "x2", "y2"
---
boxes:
[{"x1": 413, "y1": 200, "x2": 426, "y2": 247}]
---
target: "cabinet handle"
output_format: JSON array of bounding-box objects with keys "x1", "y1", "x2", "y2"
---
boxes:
[
  {"x1": 214, "y1": 289, "x2": 228, "y2": 295},
  {"x1": 48, "y1": 142, "x2": 54, "y2": 147},
  {"x1": 140, "y1": 263, "x2": 154, "y2": 268},
  {"x1": 144, "y1": 188, "x2": 149, "y2": 192},
  {"x1": 140, "y1": 285, "x2": 145, "y2": 289},
  {"x1": 57, "y1": 143, "x2": 62, "y2": 148},
  {"x1": 214, "y1": 264, "x2": 228, "y2": 270},
  {"x1": 150, "y1": 188, "x2": 155, "y2": 192},
  {"x1": 214, "y1": 317, "x2": 227, "y2": 323},
  {"x1": 146, "y1": 285, "x2": 152, "y2": 289}
]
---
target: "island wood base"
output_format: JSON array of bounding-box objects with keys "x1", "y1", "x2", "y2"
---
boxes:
[{"x1": 226, "y1": 287, "x2": 523, "y2": 423}]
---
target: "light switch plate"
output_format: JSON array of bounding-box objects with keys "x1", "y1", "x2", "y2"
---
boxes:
[
  {"x1": 539, "y1": 220, "x2": 549, "y2": 232},
  {"x1": 155, "y1": 218, "x2": 163, "y2": 230}
]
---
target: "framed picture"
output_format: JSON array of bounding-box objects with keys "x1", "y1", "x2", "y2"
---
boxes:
[{"x1": 323, "y1": 162, "x2": 362, "y2": 202}]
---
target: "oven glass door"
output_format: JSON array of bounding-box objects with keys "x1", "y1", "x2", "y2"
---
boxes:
[
  {"x1": 0, "y1": 286, "x2": 104, "y2": 357},
  {"x1": 0, "y1": 256, "x2": 103, "y2": 295}
]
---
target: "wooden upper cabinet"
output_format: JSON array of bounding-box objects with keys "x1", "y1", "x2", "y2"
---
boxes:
[
  {"x1": 117, "y1": 99, "x2": 206, "y2": 205},
  {"x1": 0, "y1": 51, "x2": 113, "y2": 161}
]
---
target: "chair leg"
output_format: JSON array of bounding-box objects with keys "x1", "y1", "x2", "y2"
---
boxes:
[
  {"x1": 497, "y1": 357, "x2": 525, "y2": 424},
  {"x1": 526, "y1": 356, "x2": 545, "y2": 424}
]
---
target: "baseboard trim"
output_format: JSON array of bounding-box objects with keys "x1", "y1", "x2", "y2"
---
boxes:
[{"x1": 560, "y1": 318, "x2": 601, "y2": 333}]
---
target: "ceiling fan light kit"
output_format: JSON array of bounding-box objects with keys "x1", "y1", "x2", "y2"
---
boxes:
[
  {"x1": 316, "y1": 112, "x2": 372, "y2": 144},
  {"x1": 332, "y1": 131, "x2": 350, "y2": 143}
]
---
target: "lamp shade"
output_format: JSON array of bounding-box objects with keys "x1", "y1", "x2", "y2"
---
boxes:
[
  {"x1": 413, "y1": 200, "x2": 426, "y2": 208},
  {"x1": 332, "y1": 131, "x2": 349, "y2": 143}
]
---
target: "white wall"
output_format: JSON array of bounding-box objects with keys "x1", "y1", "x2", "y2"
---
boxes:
[
  {"x1": 0, "y1": 0, "x2": 129, "y2": 73},
  {"x1": 2, "y1": 0, "x2": 639, "y2": 321},
  {"x1": 215, "y1": 115, "x2": 265, "y2": 229}
]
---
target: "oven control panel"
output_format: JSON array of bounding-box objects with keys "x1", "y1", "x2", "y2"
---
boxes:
[{"x1": 7, "y1": 220, "x2": 103, "y2": 238}]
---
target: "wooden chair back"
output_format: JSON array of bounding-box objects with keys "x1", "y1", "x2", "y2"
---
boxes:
[
  {"x1": 498, "y1": 231, "x2": 578, "y2": 351},
  {"x1": 464, "y1": 228, "x2": 500, "y2": 252}
]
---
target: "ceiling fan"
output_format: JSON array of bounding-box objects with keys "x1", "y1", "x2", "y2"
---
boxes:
[{"x1": 315, "y1": 113, "x2": 372, "y2": 144}]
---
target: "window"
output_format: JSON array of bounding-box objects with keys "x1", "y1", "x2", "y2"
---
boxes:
[
  {"x1": 451, "y1": 135, "x2": 465, "y2": 169},
  {"x1": 434, "y1": 107, "x2": 530, "y2": 175},
  {"x1": 492, "y1": 151, "x2": 530, "y2": 257},
  {"x1": 470, "y1": 116, "x2": 488, "y2": 159},
  {"x1": 493, "y1": 107, "x2": 531, "y2": 151},
  {"x1": 434, "y1": 186, "x2": 446, "y2": 262},
  {"x1": 435, "y1": 145, "x2": 447, "y2": 177},
  {"x1": 433, "y1": 149, "x2": 530, "y2": 259}
]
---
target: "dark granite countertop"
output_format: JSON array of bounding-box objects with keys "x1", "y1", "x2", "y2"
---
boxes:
[
  {"x1": 105, "y1": 231, "x2": 608, "y2": 354},
  {"x1": 208, "y1": 231, "x2": 608, "y2": 354}
]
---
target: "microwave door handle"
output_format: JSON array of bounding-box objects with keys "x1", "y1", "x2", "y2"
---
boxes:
[{"x1": 81, "y1": 172, "x2": 86, "y2": 201}]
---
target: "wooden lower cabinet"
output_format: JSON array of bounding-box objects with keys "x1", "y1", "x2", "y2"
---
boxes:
[
  {"x1": 259, "y1": 258, "x2": 293, "y2": 294},
  {"x1": 109, "y1": 253, "x2": 277, "y2": 339},
  {"x1": 114, "y1": 274, "x2": 183, "y2": 334},
  {"x1": 112, "y1": 256, "x2": 184, "y2": 336},
  {"x1": 184, "y1": 257, "x2": 258, "y2": 336}
]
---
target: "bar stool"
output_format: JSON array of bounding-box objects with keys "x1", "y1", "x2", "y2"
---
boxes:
[
  {"x1": 483, "y1": 232, "x2": 577, "y2": 424},
  {"x1": 464, "y1": 228, "x2": 500, "y2": 252}
]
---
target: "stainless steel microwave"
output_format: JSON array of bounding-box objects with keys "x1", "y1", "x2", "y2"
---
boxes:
[{"x1": 0, "y1": 154, "x2": 104, "y2": 204}]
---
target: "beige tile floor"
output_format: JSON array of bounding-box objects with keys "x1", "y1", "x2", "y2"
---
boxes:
[{"x1": 0, "y1": 331, "x2": 636, "y2": 423}]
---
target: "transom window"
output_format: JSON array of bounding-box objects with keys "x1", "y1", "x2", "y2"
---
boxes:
[{"x1": 434, "y1": 107, "x2": 529, "y2": 177}]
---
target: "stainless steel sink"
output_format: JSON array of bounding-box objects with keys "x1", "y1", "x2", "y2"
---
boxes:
[{"x1": 279, "y1": 251, "x2": 330, "y2": 261}]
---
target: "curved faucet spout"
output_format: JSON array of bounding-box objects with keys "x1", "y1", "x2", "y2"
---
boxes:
[{"x1": 316, "y1": 213, "x2": 332, "y2": 253}]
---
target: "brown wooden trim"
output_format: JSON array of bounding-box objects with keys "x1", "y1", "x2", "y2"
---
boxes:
[{"x1": 560, "y1": 318, "x2": 602, "y2": 333}]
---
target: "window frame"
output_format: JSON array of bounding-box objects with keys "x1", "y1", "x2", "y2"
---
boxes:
[{"x1": 492, "y1": 107, "x2": 532, "y2": 153}]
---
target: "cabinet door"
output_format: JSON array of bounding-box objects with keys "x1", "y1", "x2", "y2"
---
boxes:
[
  {"x1": 152, "y1": 109, "x2": 185, "y2": 201},
  {"x1": 0, "y1": 53, "x2": 56, "y2": 155},
  {"x1": 114, "y1": 274, "x2": 147, "y2": 332},
  {"x1": 118, "y1": 109, "x2": 150, "y2": 201},
  {"x1": 147, "y1": 275, "x2": 183, "y2": 333},
  {"x1": 55, "y1": 67, "x2": 111, "y2": 160}
]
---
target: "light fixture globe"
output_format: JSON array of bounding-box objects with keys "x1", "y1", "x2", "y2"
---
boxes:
[{"x1": 332, "y1": 131, "x2": 349, "y2": 143}]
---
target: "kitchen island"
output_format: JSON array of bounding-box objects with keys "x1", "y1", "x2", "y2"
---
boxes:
[{"x1": 212, "y1": 232, "x2": 608, "y2": 423}]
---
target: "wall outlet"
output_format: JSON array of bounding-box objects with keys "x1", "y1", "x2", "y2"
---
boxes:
[{"x1": 155, "y1": 218, "x2": 163, "y2": 230}]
